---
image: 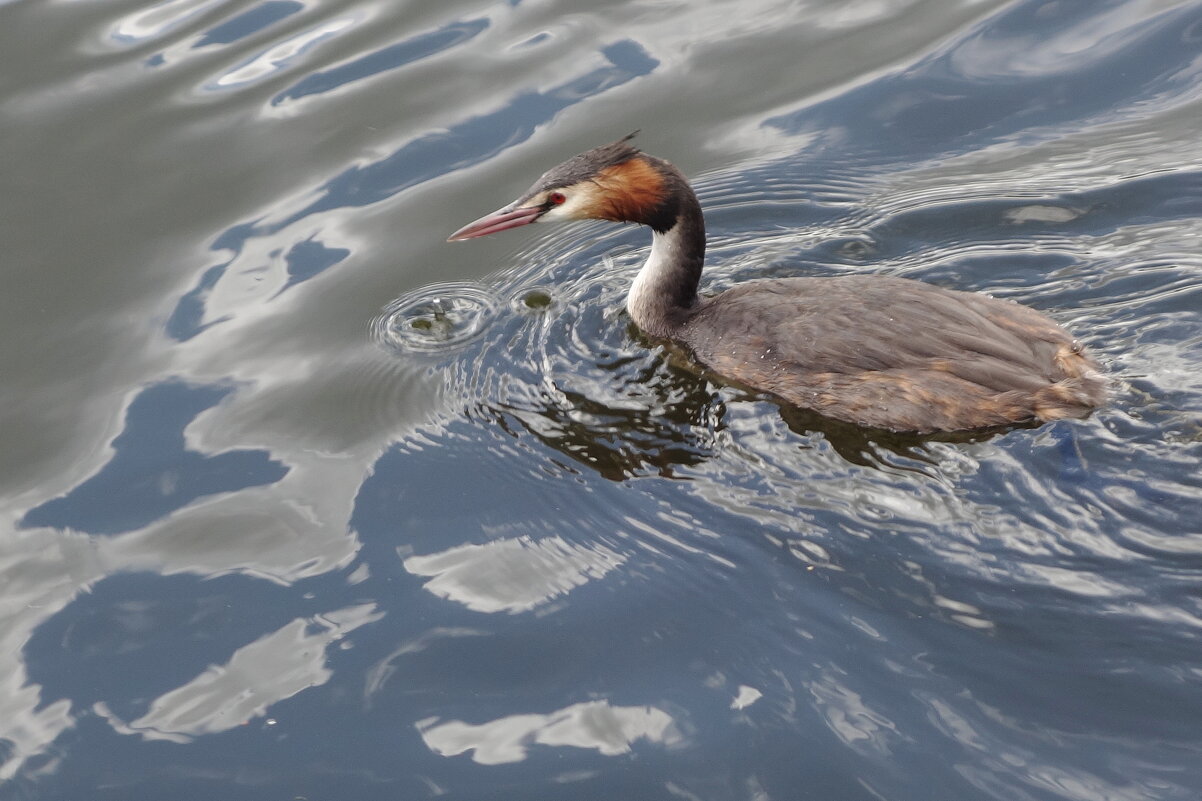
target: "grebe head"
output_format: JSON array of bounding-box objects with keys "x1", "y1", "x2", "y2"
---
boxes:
[
  {"x1": 447, "y1": 133, "x2": 682, "y2": 241},
  {"x1": 447, "y1": 134, "x2": 707, "y2": 338}
]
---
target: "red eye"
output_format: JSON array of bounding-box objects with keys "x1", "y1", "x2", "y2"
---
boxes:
[{"x1": 548, "y1": 191, "x2": 567, "y2": 205}]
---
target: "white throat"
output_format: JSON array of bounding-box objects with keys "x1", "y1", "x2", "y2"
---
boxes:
[{"x1": 626, "y1": 224, "x2": 685, "y2": 333}]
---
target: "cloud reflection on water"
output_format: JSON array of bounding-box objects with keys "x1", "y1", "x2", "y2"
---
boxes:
[
  {"x1": 417, "y1": 700, "x2": 682, "y2": 765},
  {"x1": 403, "y1": 535, "x2": 627, "y2": 614},
  {"x1": 97, "y1": 603, "x2": 380, "y2": 743}
]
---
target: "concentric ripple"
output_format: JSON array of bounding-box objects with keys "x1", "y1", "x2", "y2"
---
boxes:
[{"x1": 373, "y1": 281, "x2": 501, "y2": 355}]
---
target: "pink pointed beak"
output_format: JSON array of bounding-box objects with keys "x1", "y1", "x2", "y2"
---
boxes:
[{"x1": 447, "y1": 204, "x2": 542, "y2": 241}]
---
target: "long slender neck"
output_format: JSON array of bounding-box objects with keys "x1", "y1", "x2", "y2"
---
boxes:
[{"x1": 625, "y1": 189, "x2": 706, "y2": 338}]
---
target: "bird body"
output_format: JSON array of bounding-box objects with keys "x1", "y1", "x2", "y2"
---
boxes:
[{"x1": 449, "y1": 135, "x2": 1105, "y2": 433}]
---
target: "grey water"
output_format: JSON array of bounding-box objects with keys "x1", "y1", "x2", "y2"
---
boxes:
[{"x1": 2, "y1": 0, "x2": 1202, "y2": 798}]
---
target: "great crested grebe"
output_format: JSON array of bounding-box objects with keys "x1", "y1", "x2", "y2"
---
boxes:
[{"x1": 448, "y1": 135, "x2": 1106, "y2": 433}]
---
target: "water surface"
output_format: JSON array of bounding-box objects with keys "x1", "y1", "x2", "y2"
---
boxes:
[{"x1": 2, "y1": 0, "x2": 1201, "y2": 799}]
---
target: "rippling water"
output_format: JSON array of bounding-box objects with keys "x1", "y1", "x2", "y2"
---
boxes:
[{"x1": 3, "y1": 0, "x2": 1202, "y2": 798}]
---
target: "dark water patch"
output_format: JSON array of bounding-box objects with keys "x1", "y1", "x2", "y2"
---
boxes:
[
  {"x1": 336, "y1": 416, "x2": 923, "y2": 798},
  {"x1": 272, "y1": 17, "x2": 489, "y2": 105},
  {"x1": 21, "y1": 382, "x2": 289, "y2": 535},
  {"x1": 165, "y1": 261, "x2": 233, "y2": 342},
  {"x1": 278, "y1": 235, "x2": 349, "y2": 293},
  {"x1": 767, "y1": 1, "x2": 1202, "y2": 159},
  {"x1": 195, "y1": 1, "x2": 303, "y2": 48},
  {"x1": 24, "y1": 572, "x2": 299, "y2": 716},
  {"x1": 857, "y1": 168, "x2": 1202, "y2": 261}
]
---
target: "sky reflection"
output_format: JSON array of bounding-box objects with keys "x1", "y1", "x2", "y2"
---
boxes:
[
  {"x1": 403, "y1": 535, "x2": 627, "y2": 614},
  {"x1": 418, "y1": 700, "x2": 682, "y2": 765}
]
